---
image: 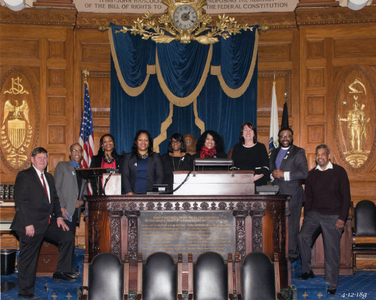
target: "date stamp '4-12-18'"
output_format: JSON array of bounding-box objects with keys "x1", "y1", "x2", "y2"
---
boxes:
[{"x1": 341, "y1": 292, "x2": 368, "y2": 299}]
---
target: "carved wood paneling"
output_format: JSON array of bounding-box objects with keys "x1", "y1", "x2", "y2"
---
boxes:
[
  {"x1": 307, "y1": 124, "x2": 325, "y2": 144},
  {"x1": 48, "y1": 68, "x2": 66, "y2": 88},
  {"x1": 33, "y1": 0, "x2": 75, "y2": 8},
  {"x1": 307, "y1": 68, "x2": 325, "y2": 87},
  {"x1": 88, "y1": 74, "x2": 111, "y2": 109},
  {"x1": 48, "y1": 96, "x2": 66, "y2": 116},
  {"x1": 300, "y1": 20, "x2": 376, "y2": 210},
  {"x1": 307, "y1": 95, "x2": 325, "y2": 116},
  {"x1": 257, "y1": 71, "x2": 292, "y2": 116},
  {"x1": 0, "y1": 38, "x2": 39, "y2": 59},
  {"x1": 48, "y1": 40, "x2": 66, "y2": 59},
  {"x1": 49, "y1": 153, "x2": 65, "y2": 172},
  {"x1": 258, "y1": 43, "x2": 291, "y2": 62},
  {"x1": 306, "y1": 39, "x2": 324, "y2": 59},
  {"x1": 0, "y1": 7, "x2": 76, "y2": 26},
  {"x1": 334, "y1": 38, "x2": 376, "y2": 59},
  {"x1": 296, "y1": 6, "x2": 376, "y2": 26},
  {"x1": 48, "y1": 125, "x2": 65, "y2": 144},
  {"x1": 82, "y1": 44, "x2": 111, "y2": 63}
]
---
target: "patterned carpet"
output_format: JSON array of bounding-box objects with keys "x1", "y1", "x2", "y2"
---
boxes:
[
  {"x1": 1, "y1": 249, "x2": 375, "y2": 300},
  {"x1": 290, "y1": 258, "x2": 375, "y2": 300}
]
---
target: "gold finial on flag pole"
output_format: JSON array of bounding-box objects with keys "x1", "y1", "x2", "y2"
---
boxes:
[{"x1": 82, "y1": 69, "x2": 89, "y2": 81}]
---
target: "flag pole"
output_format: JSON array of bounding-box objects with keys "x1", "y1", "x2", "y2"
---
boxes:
[{"x1": 269, "y1": 71, "x2": 279, "y2": 156}]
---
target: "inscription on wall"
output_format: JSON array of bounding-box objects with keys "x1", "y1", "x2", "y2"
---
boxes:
[{"x1": 139, "y1": 211, "x2": 234, "y2": 259}]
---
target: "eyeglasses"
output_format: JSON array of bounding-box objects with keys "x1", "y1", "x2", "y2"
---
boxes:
[
  {"x1": 71, "y1": 149, "x2": 82, "y2": 153},
  {"x1": 279, "y1": 135, "x2": 292, "y2": 139}
]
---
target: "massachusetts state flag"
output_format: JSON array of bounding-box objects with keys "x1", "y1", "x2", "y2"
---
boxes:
[
  {"x1": 269, "y1": 80, "x2": 279, "y2": 156},
  {"x1": 78, "y1": 81, "x2": 95, "y2": 171}
]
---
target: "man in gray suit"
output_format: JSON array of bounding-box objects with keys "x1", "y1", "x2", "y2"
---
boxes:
[
  {"x1": 54, "y1": 143, "x2": 87, "y2": 270},
  {"x1": 270, "y1": 127, "x2": 309, "y2": 263}
]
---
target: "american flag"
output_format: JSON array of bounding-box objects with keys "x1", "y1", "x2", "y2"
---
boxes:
[
  {"x1": 269, "y1": 80, "x2": 279, "y2": 156},
  {"x1": 79, "y1": 81, "x2": 95, "y2": 171}
]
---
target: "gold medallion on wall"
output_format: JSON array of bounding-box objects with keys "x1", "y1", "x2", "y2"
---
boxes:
[
  {"x1": 335, "y1": 67, "x2": 375, "y2": 171},
  {"x1": 0, "y1": 68, "x2": 38, "y2": 171}
]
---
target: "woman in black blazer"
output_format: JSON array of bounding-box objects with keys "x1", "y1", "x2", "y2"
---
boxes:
[
  {"x1": 90, "y1": 133, "x2": 123, "y2": 195},
  {"x1": 121, "y1": 130, "x2": 164, "y2": 195}
]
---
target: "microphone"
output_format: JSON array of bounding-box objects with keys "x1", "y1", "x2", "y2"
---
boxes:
[{"x1": 102, "y1": 169, "x2": 116, "y2": 196}]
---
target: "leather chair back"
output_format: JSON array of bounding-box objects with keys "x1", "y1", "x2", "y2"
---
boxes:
[
  {"x1": 241, "y1": 252, "x2": 275, "y2": 300},
  {"x1": 194, "y1": 252, "x2": 228, "y2": 300},
  {"x1": 355, "y1": 200, "x2": 376, "y2": 236},
  {"x1": 142, "y1": 252, "x2": 177, "y2": 300},
  {"x1": 88, "y1": 252, "x2": 124, "y2": 300}
]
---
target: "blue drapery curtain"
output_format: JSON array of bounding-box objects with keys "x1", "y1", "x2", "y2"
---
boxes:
[{"x1": 109, "y1": 23, "x2": 258, "y2": 154}]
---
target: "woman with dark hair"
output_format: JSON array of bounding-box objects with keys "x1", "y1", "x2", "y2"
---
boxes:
[
  {"x1": 232, "y1": 122, "x2": 269, "y2": 186},
  {"x1": 121, "y1": 130, "x2": 164, "y2": 195},
  {"x1": 194, "y1": 130, "x2": 227, "y2": 159},
  {"x1": 90, "y1": 133, "x2": 123, "y2": 194},
  {"x1": 162, "y1": 133, "x2": 193, "y2": 191}
]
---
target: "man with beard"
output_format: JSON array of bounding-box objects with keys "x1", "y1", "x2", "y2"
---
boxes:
[
  {"x1": 270, "y1": 127, "x2": 308, "y2": 263},
  {"x1": 298, "y1": 144, "x2": 350, "y2": 295}
]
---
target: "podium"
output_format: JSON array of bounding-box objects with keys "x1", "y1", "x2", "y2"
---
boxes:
[
  {"x1": 173, "y1": 170, "x2": 255, "y2": 195},
  {"x1": 76, "y1": 168, "x2": 121, "y2": 195}
]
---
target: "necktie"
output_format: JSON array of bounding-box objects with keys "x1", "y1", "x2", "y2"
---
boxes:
[
  {"x1": 41, "y1": 173, "x2": 49, "y2": 201},
  {"x1": 41, "y1": 173, "x2": 51, "y2": 225}
]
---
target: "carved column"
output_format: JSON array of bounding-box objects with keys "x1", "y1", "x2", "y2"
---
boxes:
[
  {"x1": 249, "y1": 202, "x2": 266, "y2": 253},
  {"x1": 88, "y1": 203, "x2": 103, "y2": 259},
  {"x1": 125, "y1": 210, "x2": 140, "y2": 260},
  {"x1": 269, "y1": 201, "x2": 286, "y2": 259},
  {"x1": 108, "y1": 210, "x2": 123, "y2": 257},
  {"x1": 233, "y1": 210, "x2": 248, "y2": 259}
]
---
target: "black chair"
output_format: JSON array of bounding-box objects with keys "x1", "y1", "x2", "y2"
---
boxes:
[
  {"x1": 188, "y1": 252, "x2": 234, "y2": 300},
  {"x1": 79, "y1": 252, "x2": 128, "y2": 300},
  {"x1": 136, "y1": 252, "x2": 182, "y2": 300},
  {"x1": 235, "y1": 252, "x2": 282, "y2": 300},
  {"x1": 352, "y1": 200, "x2": 376, "y2": 274}
]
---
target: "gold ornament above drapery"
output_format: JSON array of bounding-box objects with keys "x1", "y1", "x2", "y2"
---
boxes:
[{"x1": 109, "y1": 1, "x2": 259, "y2": 152}]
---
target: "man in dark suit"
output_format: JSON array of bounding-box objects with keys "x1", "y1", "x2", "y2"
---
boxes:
[
  {"x1": 11, "y1": 147, "x2": 77, "y2": 300},
  {"x1": 270, "y1": 128, "x2": 309, "y2": 263}
]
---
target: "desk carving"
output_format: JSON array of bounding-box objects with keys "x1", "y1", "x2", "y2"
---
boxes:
[{"x1": 84, "y1": 195, "x2": 289, "y2": 287}]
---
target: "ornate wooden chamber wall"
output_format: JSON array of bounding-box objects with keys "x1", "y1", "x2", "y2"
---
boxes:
[
  {"x1": 1, "y1": 0, "x2": 376, "y2": 268},
  {"x1": 1, "y1": 2, "x2": 375, "y2": 204},
  {"x1": 84, "y1": 194, "x2": 289, "y2": 289}
]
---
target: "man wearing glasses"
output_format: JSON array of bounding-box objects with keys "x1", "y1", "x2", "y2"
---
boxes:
[
  {"x1": 54, "y1": 143, "x2": 87, "y2": 275},
  {"x1": 270, "y1": 127, "x2": 308, "y2": 263}
]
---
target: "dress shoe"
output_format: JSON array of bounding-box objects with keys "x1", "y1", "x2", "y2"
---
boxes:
[
  {"x1": 18, "y1": 294, "x2": 39, "y2": 299},
  {"x1": 327, "y1": 287, "x2": 337, "y2": 294},
  {"x1": 65, "y1": 272, "x2": 79, "y2": 279},
  {"x1": 71, "y1": 267, "x2": 80, "y2": 276},
  {"x1": 52, "y1": 272, "x2": 76, "y2": 282},
  {"x1": 298, "y1": 270, "x2": 315, "y2": 280}
]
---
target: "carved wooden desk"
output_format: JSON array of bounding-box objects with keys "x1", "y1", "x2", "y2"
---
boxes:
[{"x1": 84, "y1": 194, "x2": 289, "y2": 288}]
